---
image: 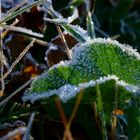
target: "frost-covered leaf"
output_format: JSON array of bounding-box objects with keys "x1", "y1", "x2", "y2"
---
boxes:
[
  {"x1": 86, "y1": 12, "x2": 95, "y2": 39},
  {"x1": 42, "y1": 0, "x2": 89, "y2": 42},
  {"x1": 23, "y1": 38, "x2": 140, "y2": 100},
  {"x1": 22, "y1": 75, "x2": 135, "y2": 104},
  {"x1": 22, "y1": 75, "x2": 138, "y2": 125},
  {"x1": 62, "y1": 24, "x2": 90, "y2": 42},
  {"x1": 44, "y1": 8, "x2": 79, "y2": 25},
  {"x1": 22, "y1": 38, "x2": 140, "y2": 138}
]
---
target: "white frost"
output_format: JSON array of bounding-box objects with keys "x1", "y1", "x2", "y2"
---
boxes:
[{"x1": 22, "y1": 75, "x2": 140, "y2": 103}]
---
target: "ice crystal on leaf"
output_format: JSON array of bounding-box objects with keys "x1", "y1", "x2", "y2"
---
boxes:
[
  {"x1": 22, "y1": 75, "x2": 138, "y2": 104},
  {"x1": 63, "y1": 24, "x2": 90, "y2": 42},
  {"x1": 22, "y1": 38, "x2": 140, "y2": 104}
]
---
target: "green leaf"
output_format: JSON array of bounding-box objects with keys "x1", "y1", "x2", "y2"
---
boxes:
[
  {"x1": 42, "y1": 0, "x2": 89, "y2": 42},
  {"x1": 22, "y1": 75, "x2": 134, "y2": 103},
  {"x1": 23, "y1": 38, "x2": 140, "y2": 97},
  {"x1": 23, "y1": 74, "x2": 136, "y2": 121},
  {"x1": 22, "y1": 38, "x2": 140, "y2": 139},
  {"x1": 62, "y1": 24, "x2": 90, "y2": 42},
  {"x1": 86, "y1": 12, "x2": 96, "y2": 39}
]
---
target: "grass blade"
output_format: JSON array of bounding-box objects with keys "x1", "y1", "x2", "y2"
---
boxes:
[
  {"x1": 23, "y1": 113, "x2": 35, "y2": 140},
  {"x1": 0, "y1": 0, "x2": 43, "y2": 25},
  {"x1": 96, "y1": 82, "x2": 107, "y2": 140},
  {"x1": 63, "y1": 24, "x2": 90, "y2": 42},
  {"x1": 86, "y1": 12, "x2": 96, "y2": 39}
]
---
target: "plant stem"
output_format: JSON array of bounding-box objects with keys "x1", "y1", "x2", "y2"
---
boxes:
[
  {"x1": 2, "y1": 39, "x2": 35, "y2": 80},
  {"x1": 0, "y1": 0, "x2": 5, "y2": 96},
  {"x1": 0, "y1": 78, "x2": 33, "y2": 108},
  {"x1": 96, "y1": 82, "x2": 108, "y2": 140},
  {"x1": 56, "y1": 25, "x2": 72, "y2": 59},
  {"x1": 63, "y1": 90, "x2": 83, "y2": 140}
]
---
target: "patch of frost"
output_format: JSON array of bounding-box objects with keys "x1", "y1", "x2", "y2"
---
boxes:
[
  {"x1": 23, "y1": 75, "x2": 139, "y2": 103},
  {"x1": 74, "y1": 38, "x2": 140, "y2": 60}
]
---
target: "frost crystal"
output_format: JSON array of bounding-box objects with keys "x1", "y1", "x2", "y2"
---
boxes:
[
  {"x1": 22, "y1": 75, "x2": 139, "y2": 103},
  {"x1": 63, "y1": 24, "x2": 91, "y2": 42},
  {"x1": 22, "y1": 38, "x2": 140, "y2": 103}
]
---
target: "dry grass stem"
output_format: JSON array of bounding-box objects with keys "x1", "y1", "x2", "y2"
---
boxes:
[
  {"x1": 0, "y1": 78, "x2": 33, "y2": 107},
  {"x1": 55, "y1": 98, "x2": 68, "y2": 128},
  {"x1": 0, "y1": 0, "x2": 5, "y2": 97},
  {"x1": 2, "y1": 18, "x2": 19, "y2": 38},
  {"x1": 2, "y1": 38, "x2": 35, "y2": 80},
  {"x1": 56, "y1": 25, "x2": 72, "y2": 59},
  {"x1": 63, "y1": 90, "x2": 83, "y2": 140}
]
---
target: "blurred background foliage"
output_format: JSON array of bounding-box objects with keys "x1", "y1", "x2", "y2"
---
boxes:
[
  {"x1": 46, "y1": 0, "x2": 140, "y2": 50},
  {"x1": 95, "y1": 0, "x2": 140, "y2": 50}
]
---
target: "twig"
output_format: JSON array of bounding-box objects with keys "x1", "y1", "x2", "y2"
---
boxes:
[
  {"x1": 67, "y1": 90, "x2": 83, "y2": 129},
  {"x1": 63, "y1": 90, "x2": 83, "y2": 140},
  {"x1": 1, "y1": 25, "x2": 43, "y2": 38},
  {"x1": 0, "y1": 78, "x2": 33, "y2": 108},
  {"x1": 2, "y1": 39, "x2": 35, "y2": 80},
  {"x1": 55, "y1": 98, "x2": 68, "y2": 128},
  {"x1": 23, "y1": 113, "x2": 35, "y2": 140},
  {"x1": 2, "y1": 18, "x2": 19, "y2": 38},
  {"x1": 28, "y1": 37, "x2": 49, "y2": 48},
  {"x1": 0, "y1": 0, "x2": 5, "y2": 97},
  {"x1": 56, "y1": 25, "x2": 72, "y2": 59},
  {"x1": 0, "y1": 18, "x2": 19, "y2": 97}
]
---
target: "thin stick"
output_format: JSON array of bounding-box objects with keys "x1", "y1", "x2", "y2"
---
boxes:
[
  {"x1": 0, "y1": 78, "x2": 33, "y2": 107},
  {"x1": 2, "y1": 39, "x2": 35, "y2": 80},
  {"x1": 29, "y1": 37, "x2": 49, "y2": 48},
  {"x1": 63, "y1": 90, "x2": 83, "y2": 140},
  {"x1": 2, "y1": 18, "x2": 19, "y2": 38},
  {"x1": 56, "y1": 25, "x2": 72, "y2": 59},
  {"x1": 0, "y1": 19, "x2": 19, "y2": 96},
  {"x1": 67, "y1": 90, "x2": 83, "y2": 128},
  {"x1": 0, "y1": 0, "x2": 5, "y2": 96},
  {"x1": 55, "y1": 98, "x2": 68, "y2": 128}
]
